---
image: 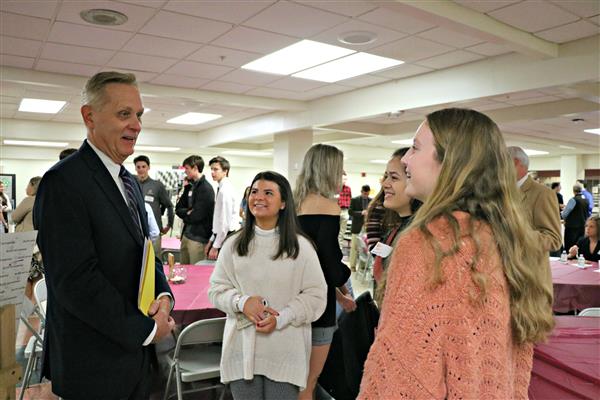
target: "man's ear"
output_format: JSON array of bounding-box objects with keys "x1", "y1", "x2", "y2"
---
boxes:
[{"x1": 81, "y1": 105, "x2": 94, "y2": 129}]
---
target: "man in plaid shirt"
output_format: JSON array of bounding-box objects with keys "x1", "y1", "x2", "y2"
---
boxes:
[{"x1": 337, "y1": 172, "x2": 352, "y2": 248}]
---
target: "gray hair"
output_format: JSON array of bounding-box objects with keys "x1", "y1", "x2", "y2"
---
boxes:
[
  {"x1": 294, "y1": 144, "x2": 344, "y2": 207},
  {"x1": 29, "y1": 176, "x2": 42, "y2": 195},
  {"x1": 507, "y1": 146, "x2": 529, "y2": 169},
  {"x1": 573, "y1": 184, "x2": 582, "y2": 194},
  {"x1": 82, "y1": 71, "x2": 137, "y2": 109}
]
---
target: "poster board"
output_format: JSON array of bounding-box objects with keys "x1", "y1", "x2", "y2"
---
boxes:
[{"x1": 0, "y1": 175, "x2": 16, "y2": 210}]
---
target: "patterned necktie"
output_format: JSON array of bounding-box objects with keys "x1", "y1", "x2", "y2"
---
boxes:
[{"x1": 119, "y1": 166, "x2": 144, "y2": 240}]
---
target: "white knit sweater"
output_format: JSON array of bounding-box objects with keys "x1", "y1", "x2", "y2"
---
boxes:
[{"x1": 208, "y1": 226, "x2": 327, "y2": 389}]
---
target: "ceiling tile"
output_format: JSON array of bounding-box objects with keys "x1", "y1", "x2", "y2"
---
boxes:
[
  {"x1": 212, "y1": 26, "x2": 297, "y2": 54},
  {"x1": 505, "y1": 95, "x2": 561, "y2": 106},
  {"x1": 36, "y1": 59, "x2": 100, "y2": 77},
  {"x1": 56, "y1": 1, "x2": 157, "y2": 32},
  {"x1": 551, "y1": 0, "x2": 600, "y2": 18},
  {"x1": 535, "y1": 20, "x2": 599, "y2": 43},
  {"x1": 150, "y1": 74, "x2": 209, "y2": 89},
  {"x1": 358, "y1": 7, "x2": 435, "y2": 34},
  {"x1": 245, "y1": 86, "x2": 308, "y2": 100},
  {"x1": 218, "y1": 69, "x2": 282, "y2": 86},
  {"x1": 488, "y1": 1, "x2": 579, "y2": 33},
  {"x1": 0, "y1": 0, "x2": 58, "y2": 19},
  {"x1": 338, "y1": 74, "x2": 388, "y2": 88},
  {"x1": 243, "y1": 1, "x2": 348, "y2": 37},
  {"x1": 374, "y1": 63, "x2": 433, "y2": 79},
  {"x1": 465, "y1": 42, "x2": 512, "y2": 56},
  {"x1": 311, "y1": 19, "x2": 408, "y2": 51},
  {"x1": 48, "y1": 21, "x2": 133, "y2": 50},
  {"x1": 589, "y1": 14, "x2": 600, "y2": 26},
  {"x1": 108, "y1": 52, "x2": 178, "y2": 73},
  {"x1": 0, "y1": 54, "x2": 35, "y2": 68},
  {"x1": 201, "y1": 81, "x2": 256, "y2": 94},
  {"x1": 163, "y1": 60, "x2": 233, "y2": 79},
  {"x1": 41, "y1": 43, "x2": 115, "y2": 65},
  {"x1": 117, "y1": 0, "x2": 167, "y2": 7},
  {"x1": 418, "y1": 27, "x2": 483, "y2": 48},
  {"x1": 163, "y1": 0, "x2": 274, "y2": 24},
  {"x1": 122, "y1": 34, "x2": 202, "y2": 58},
  {"x1": 452, "y1": 0, "x2": 521, "y2": 13},
  {"x1": 0, "y1": 95, "x2": 21, "y2": 105},
  {"x1": 490, "y1": 90, "x2": 546, "y2": 101},
  {"x1": 140, "y1": 11, "x2": 233, "y2": 43},
  {"x1": 416, "y1": 50, "x2": 484, "y2": 69},
  {"x1": 1, "y1": 12, "x2": 51, "y2": 40},
  {"x1": 0, "y1": 37, "x2": 42, "y2": 58},
  {"x1": 370, "y1": 36, "x2": 454, "y2": 62},
  {"x1": 101, "y1": 68, "x2": 157, "y2": 82},
  {"x1": 297, "y1": 83, "x2": 353, "y2": 100},
  {"x1": 296, "y1": 0, "x2": 377, "y2": 17},
  {"x1": 266, "y1": 76, "x2": 327, "y2": 92},
  {"x1": 187, "y1": 45, "x2": 260, "y2": 68}
]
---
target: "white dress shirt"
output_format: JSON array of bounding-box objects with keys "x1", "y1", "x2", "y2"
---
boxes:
[{"x1": 211, "y1": 177, "x2": 239, "y2": 248}]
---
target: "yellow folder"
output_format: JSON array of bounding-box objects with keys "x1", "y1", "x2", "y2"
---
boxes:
[{"x1": 137, "y1": 238, "x2": 155, "y2": 316}]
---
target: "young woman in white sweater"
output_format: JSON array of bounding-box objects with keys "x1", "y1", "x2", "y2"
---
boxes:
[{"x1": 209, "y1": 171, "x2": 327, "y2": 400}]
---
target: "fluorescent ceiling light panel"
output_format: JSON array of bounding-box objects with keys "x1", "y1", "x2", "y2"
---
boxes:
[
  {"x1": 293, "y1": 52, "x2": 403, "y2": 83},
  {"x1": 242, "y1": 40, "x2": 355, "y2": 75},
  {"x1": 167, "y1": 112, "x2": 221, "y2": 125},
  {"x1": 222, "y1": 150, "x2": 273, "y2": 157},
  {"x1": 135, "y1": 145, "x2": 180, "y2": 152},
  {"x1": 584, "y1": 128, "x2": 600, "y2": 135},
  {"x1": 4, "y1": 139, "x2": 68, "y2": 148},
  {"x1": 18, "y1": 98, "x2": 66, "y2": 114},
  {"x1": 369, "y1": 159, "x2": 388, "y2": 164},
  {"x1": 558, "y1": 145, "x2": 576, "y2": 150},
  {"x1": 523, "y1": 148, "x2": 549, "y2": 156},
  {"x1": 391, "y1": 139, "x2": 413, "y2": 145}
]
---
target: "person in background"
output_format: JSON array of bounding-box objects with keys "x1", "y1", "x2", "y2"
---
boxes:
[
  {"x1": 359, "y1": 108, "x2": 554, "y2": 399},
  {"x1": 0, "y1": 181, "x2": 12, "y2": 233},
  {"x1": 348, "y1": 184, "x2": 371, "y2": 272},
  {"x1": 239, "y1": 186, "x2": 251, "y2": 225},
  {"x1": 175, "y1": 155, "x2": 215, "y2": 264},
  {"x1": 33, "y1": 71, "x2": 174, "y2": 399},
  {"x1": 206, "y1": 156, "x2": 238, "y2": 260},
  {"x1": 364, "y1": 186, "x2": 389, "y2": 251},
  {"x1": 13, "y1": 176, "x2": 42, "y2": 233},
  {"x1": 337, "y1": 172, "x2": 352, "y2": 249},
  {"x1": 58, "y1": 148, "x2": 77, "y2": 160},
  {"x1": 507, "y1": 146, "x2": 562, "y2": 253},
  {"x1": 294, "y1": 144, "x2": 355, "y2": 400},
  {"x1": 551, "y1": 182, "x2": 564, "y2": 211},
  {"x1": 371, "y1": 148, "x2": 421, "y2": 307},
  {"x1": 134, "y1": 155, "x2": 174, "y2": 253},
  {"x1": 577, "y1": 179, "x2": 594, "y2": 217},
  {"x1": 568, "y1": 215, "x2": 600, "y2": 262},
  {"x1": 562, "y1": 185, "x2": 589, "y2": 251},
  {"x1": 209, "y1": 171, "x2": 326, "y2": 400}
]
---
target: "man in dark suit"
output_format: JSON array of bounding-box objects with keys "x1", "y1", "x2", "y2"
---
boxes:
[
  {"x1": 348, "y1": 185, "x2": 371, "y2": 271},
  {"x1": 34, "y1": 71, "x2": 174, "y2": 399}
]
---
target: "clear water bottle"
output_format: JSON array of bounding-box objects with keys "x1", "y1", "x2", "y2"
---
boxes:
[
  {"x1": 577, "y1": 254, "x2": 586, "y2": 268},
  {"x1": 560, "y1": 250, "x2": 568, "y2": 263}
]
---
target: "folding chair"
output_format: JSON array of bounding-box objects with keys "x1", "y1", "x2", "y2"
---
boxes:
[
  {"x1": 33, "y1": 278, "x2": 47, "y2": 321},
  {"x1": 163, "y1": 317, "x2": 226, "y2": 400},
  {"x1": 578, "y1": 307, "x2": 600, "y2": 317}
]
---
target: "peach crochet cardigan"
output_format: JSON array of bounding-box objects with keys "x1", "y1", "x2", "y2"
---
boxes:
[{"x1": 359, "y1": 212, "x2": 533, "y2": 399}]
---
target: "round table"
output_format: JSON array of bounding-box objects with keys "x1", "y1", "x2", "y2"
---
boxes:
[{"x1": 550, "y1": 260, "x2": 600, "y2": 313}]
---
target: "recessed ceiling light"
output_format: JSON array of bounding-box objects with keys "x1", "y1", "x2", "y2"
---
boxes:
[
  {"x1": 293, "y1": 52, "x2": 403, "y2": 83},
  {"x1": 4, "y1": 140, "x2": 68, "y2": 148},
  {"x1": 559, "y1": 145, "x2": 576, "y2": 150},
  {"x1": 242, "y1": 40, "x2": 355, "y2": 76},
  {"x1": 523, "y1": 149, "x2": 549, "y2": 156},
  {"x1": 166, "y1": 112, "x2": 221, "y2": 125},
  {"x1": 338, "y1": 31, "x2": 377, "y2": 45},
  {"x1": 584, "y1": 128, "x2": 600, "y2": 135},
  {"x1": 369, "y1": 159, "x2": 388, "y2": 164},
  {"x1": 18, "y1": 98, "x2": 66, "y2": 114},
  {"x1": 391, "y1": 139, "x2": 413, "y2": 145},
  {"x1": 222, "y1": 150, "x2": 273, "y2": 157},
  {"x1": 80, "y1": 9, "x2": 128, "y2": 26},
  {"x1": 135, "y1": 146, "x2": 180, "y2": 152}
]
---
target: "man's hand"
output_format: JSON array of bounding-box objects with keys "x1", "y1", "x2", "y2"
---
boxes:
[
  {"x1": 160, "y1": 226, "x2": 170, "y2": 235},
  {"x1": 208, "y1": 247, "x2": 219, "y2": 260},
  {"x1": 149, "y1": 297, "x2": 175, "y2": 343}
]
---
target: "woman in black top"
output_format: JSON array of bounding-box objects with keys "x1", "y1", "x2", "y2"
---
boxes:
[
  {"x1": 568, "y1": 216, "x2": 600, "y2": 262},
  {"x1": 295, "y1": 144, "x2": 354, "y2": 400}
]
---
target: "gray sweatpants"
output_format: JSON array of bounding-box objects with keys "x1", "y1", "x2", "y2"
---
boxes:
[{"x1": 229, "y1": 375, "x2": 298, "y2": 400}]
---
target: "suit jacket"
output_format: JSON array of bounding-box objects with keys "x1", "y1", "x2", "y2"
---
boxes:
[
  {"x1": 175, "y1": 175, "x2": 214, "y2": 243},
  {"x1": 33, "y1": 140, "x2": 172, "y2": 399},
  {"x1": 520, "y1": 176, "x2": 562, "y2": 252},
  {"x1": 349, "y1": 195, "x2": 371, "y2": 234}
]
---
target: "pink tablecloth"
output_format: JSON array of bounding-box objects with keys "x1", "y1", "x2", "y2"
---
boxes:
[
  {"x1": 551, "y1": 260, "x2": 600, "y2": 313},
  {"x1": 165, "y1": 264, "x2": 224, "y2": 325},
  {"x1": 529, "y1": 316, "x2": 600, "y2": 399},
  {"x1": 161, "y1": 236, "x2": 181, "y2": 251}
]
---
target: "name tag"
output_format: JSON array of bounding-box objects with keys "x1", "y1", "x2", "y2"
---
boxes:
[
  {"x1": 144, "y1": 195, "x2": 154, "y2": 202},
  {"x1": 371, "y1": 242, "x2": 393, "y2": 258}
]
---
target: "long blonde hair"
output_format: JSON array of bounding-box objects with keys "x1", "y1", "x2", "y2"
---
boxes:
[
  {"x1": 294, "y1": 144, "x2": 344, "y2": 208},
  {"x1": 408, "y1": 108, "x2": 554, "y2": 344}
]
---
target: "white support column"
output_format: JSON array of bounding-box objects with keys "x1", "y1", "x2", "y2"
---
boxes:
[
  {"x1": 273, "y1": 129, "x2": 313, "y2": 189},
  {"x1": 560, "y1": 155, "x2": 584, "y2": 196}
]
